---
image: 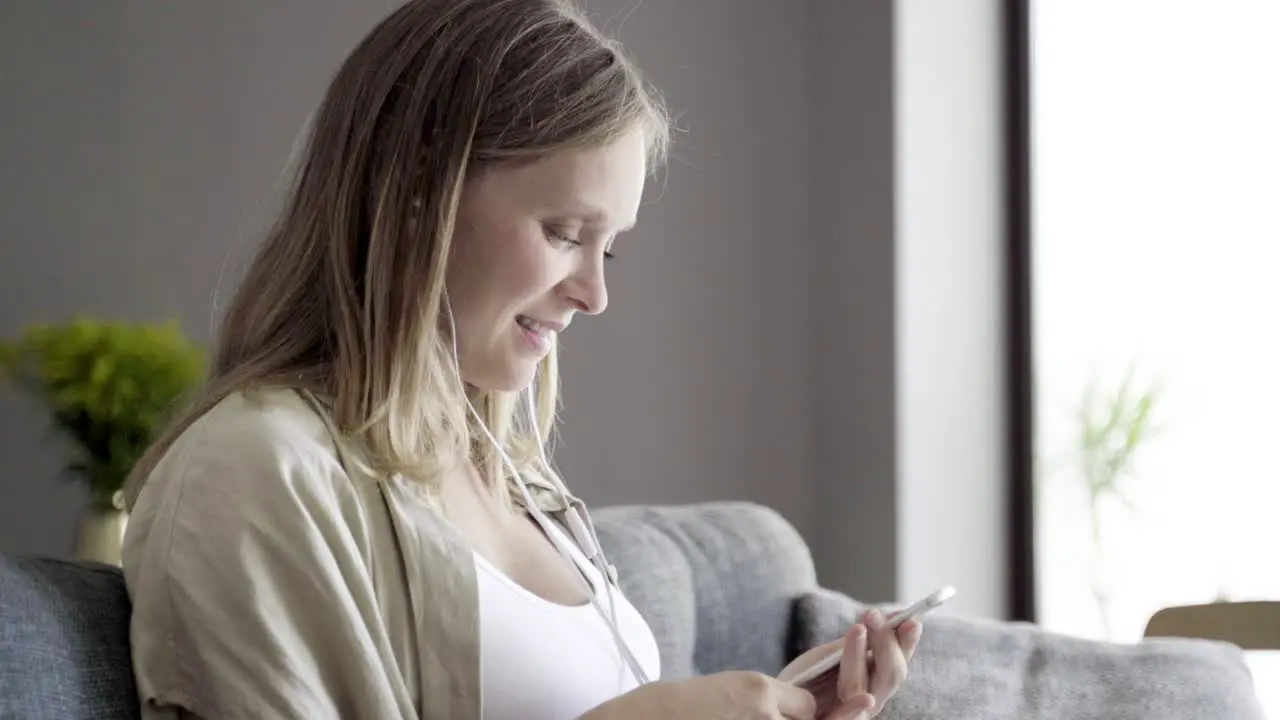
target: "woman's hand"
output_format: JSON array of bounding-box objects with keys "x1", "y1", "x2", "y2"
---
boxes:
[
  {"x1": 582, "y1": 670, "x2": 820, "y2": 720},
  {"x1": 777, "y1": 609, "x2": 923, "y2": 719}
]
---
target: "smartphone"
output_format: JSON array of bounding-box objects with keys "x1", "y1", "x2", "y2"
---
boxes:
[{"x1": 787, "y1": 585, "x2": 956, "y2": 689}]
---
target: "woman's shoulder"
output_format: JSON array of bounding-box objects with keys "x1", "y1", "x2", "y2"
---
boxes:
[
  {"x1": 162, "y1": 387, "x2": 350, "y2": 485},
  {"x1": 126, "y1": 387, "x2": 366, "y2": 547},
  {"x1": 121, "y1": 388, "x2": 416, "y2": 717},
  {"x1": 189, "y1": 386, "x2": 341, "y2": 461}
]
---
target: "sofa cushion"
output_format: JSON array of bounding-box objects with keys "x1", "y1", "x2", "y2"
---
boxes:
[
  {"x1": 0, "y1": 556, "x2": 139, "y2": 720},
  {"x1": 791, "y1": 587, "x2": 1268, "y2": 720},
  {"x1": 594, "y1": 501, "x2": 818, "y2": 679}
]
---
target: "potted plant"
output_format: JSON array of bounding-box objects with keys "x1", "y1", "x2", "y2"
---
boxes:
[
  {"x1": 1072, "y1": 366, "x2": 1164, "y2": 639},
  {"x1": 0, "y1": 317, "x2": 206, "y2": 565}
]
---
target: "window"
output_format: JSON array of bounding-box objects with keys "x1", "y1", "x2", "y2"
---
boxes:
[{"x1": 1028, "y1": 1, "x2": 1280, "y2": 714}]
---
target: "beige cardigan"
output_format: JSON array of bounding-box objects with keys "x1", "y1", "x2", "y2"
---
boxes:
[{"x1": 122, "y1": 387, "x2": 583, "y2": 719}]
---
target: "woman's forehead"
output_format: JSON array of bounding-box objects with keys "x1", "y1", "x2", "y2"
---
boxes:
[{"x1": 467, "y1": 132, "x2": 647, "y2": 230}]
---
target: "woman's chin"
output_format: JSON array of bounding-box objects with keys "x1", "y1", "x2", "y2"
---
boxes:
[{"x1": 463, "y1": 360, "x2": 538, "y2": 394}]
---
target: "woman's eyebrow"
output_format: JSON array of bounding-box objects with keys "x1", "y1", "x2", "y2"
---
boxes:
[{"x1": 549, "y1": 201, "x2": 635, "y2": 233}]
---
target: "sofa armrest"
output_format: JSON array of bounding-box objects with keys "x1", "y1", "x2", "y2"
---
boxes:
[{"x1": 789, "y1": 588, "x2": 1267, "y2": 720}]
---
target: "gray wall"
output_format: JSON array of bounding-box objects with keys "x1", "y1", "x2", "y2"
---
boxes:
[
  {"x1": 0, "y1": 0, "x2": 1009, "y2": 620},
  {"x1": 808, "y1": 0, "x2": 901, "y2": 614},
  {"x1": 803, "y1": 0, "x2": 1010, "y2": 620}
]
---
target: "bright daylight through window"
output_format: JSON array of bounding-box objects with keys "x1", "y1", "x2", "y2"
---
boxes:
[{"x1": 1029, "y1": 1, "x2": 1280, "y2": 716}]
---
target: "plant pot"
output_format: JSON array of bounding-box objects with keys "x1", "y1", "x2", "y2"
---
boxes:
[{"x1": 73, "y1": 508, "x2": 128, "y2": 566}]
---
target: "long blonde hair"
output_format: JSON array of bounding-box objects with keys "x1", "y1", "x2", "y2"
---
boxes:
[{"x1": 124, "y1": 0, "x2": 669, "y2": 511}]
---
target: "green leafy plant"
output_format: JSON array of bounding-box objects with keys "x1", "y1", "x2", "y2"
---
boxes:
[
  {"x1": 0, "y1": 318, "x2": 207, "y2": 511},
  {"x1": 1074, "y1": 365, "x2": 1164, "y2": 639}
]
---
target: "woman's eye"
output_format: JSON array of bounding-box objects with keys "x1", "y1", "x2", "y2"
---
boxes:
[
  {"x1": 544, "y1": 227, "x2": 578, "y2": 247},
  {"x1": 544, "y1": 226, "x2": 615, "y2": 260}
]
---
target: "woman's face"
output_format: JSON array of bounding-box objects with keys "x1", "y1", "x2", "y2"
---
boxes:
[{"x1": 445, "y1": 127, "x2": 648, "y2": 391}]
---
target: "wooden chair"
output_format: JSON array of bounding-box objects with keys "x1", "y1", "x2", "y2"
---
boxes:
[{"x1": 1144, "y1": 601, "x2": 1280, "y2": 650}]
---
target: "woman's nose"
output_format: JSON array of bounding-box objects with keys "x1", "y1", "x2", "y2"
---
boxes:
[{"x1": 564, "y1": 259, "x2": 608, "y2": 315}]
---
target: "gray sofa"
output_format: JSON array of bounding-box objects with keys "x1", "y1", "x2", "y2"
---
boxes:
[{"x1": 0, "y1": 501, "x2": 1267, "y2": 719}]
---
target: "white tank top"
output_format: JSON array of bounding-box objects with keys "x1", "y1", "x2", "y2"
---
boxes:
[{"x1": 475, "y1": 519, "x2": 661, "y2": 719}]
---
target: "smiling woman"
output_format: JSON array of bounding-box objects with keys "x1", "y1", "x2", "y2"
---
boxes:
[
  {"x1": 114, "y1": 1, "x2": 918, "y2": 719},
  {"x1": 444, "y1": 128, "x2": 648, "y2": 392}
]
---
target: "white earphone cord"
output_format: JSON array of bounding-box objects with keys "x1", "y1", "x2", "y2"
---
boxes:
[
  {"x1": 523, "y1": 386, "x2": 650, "y2": 685},
  {"x1": 443, "y1": 296, "x2": 651, "y2": 687}
]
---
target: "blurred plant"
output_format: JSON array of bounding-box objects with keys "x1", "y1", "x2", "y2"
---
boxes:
[
  {"x1": 0, "y1": 318, "x2": 206, "y2": 511},
  {"x1": 1073, "y1": 365, "x2": 1164, "y2": 639}
]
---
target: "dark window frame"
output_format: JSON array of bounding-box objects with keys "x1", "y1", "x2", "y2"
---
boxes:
[{"x1": 1003, "y1": 0, "x2": 1036, "y2": 623}]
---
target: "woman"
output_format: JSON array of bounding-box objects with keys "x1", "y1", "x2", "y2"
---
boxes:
[{"x1": 121, "y1": 1, "x2": 921, "y2": 718}]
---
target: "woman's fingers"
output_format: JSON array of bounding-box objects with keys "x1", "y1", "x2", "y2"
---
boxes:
[
  {"x1": 897, "y1": 618, "x2": 924, "y2": 661},
  {"x1": 837, "y1": 622, "x2": 870, "y2": 706},
  {"x1": 825, "y1": 693, "x2": 876, "y2": 720},
  {"x1": 773, "y1": 679, "x2": 820, "y2": 720},
  {"x1": 864, "y1": 610, "x2": 910, "y2": 706},
  {"x1": 834, "y1": 620, "x2": 875, "y2": 712}
]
